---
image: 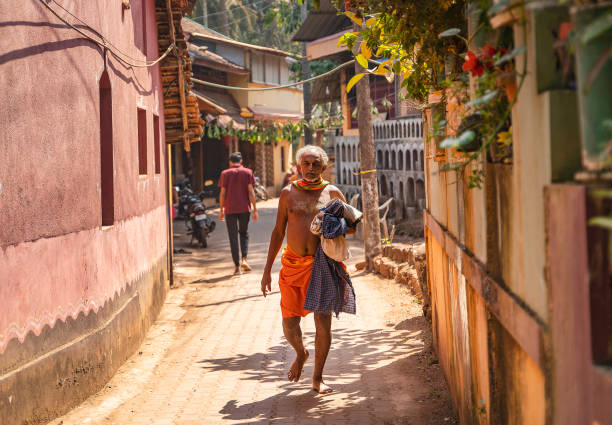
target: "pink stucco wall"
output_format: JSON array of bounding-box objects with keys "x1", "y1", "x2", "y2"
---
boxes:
[{"x1": 0, "y1": 0, "x2": 169, "y2": 353}]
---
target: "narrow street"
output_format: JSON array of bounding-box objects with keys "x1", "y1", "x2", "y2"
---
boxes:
[{"x1": 49, "y1": 199, "x2": 455, "y2": 425}]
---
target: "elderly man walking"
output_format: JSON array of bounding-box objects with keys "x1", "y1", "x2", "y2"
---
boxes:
[
  {"x1": 261, "y1": 145, "x2": 351, "y2": 394},
  {"x1": 219, "y1": 152, "x2": 258, "y2": 275}
]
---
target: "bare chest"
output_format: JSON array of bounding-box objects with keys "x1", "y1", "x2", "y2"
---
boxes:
[{"x1": 287, "y1": 189, "x2": 332, "y2": 217}]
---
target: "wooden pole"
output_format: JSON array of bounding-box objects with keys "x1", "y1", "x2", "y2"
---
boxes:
[
  {"x1": 165, "y1": 0, "x2": 190, "y2": 151},
  {"x1": 355, "y1": 47, "x2": 381, "y2": 270},
  {"x1": 301, "y1": 0, "x2": 312, "y2": 144}
]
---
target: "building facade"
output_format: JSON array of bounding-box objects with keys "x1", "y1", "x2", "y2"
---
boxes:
[
  {"x1": 423, "y1": 5, "x2": 612, "y2": 425},
  {"x1": 335, "y1": 116, "x2": 426, "y2": 218},
  {"x1": 0, "y1": 1, "x2": 194, "y2": 423},
  {"x1": 175, "y1": 18, "x2": 301, "y2": 196}
]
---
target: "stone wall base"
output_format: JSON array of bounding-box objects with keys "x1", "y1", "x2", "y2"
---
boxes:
[
  {"x1": 0, "y1": 254, "x2": 169, "y2": 425},
  {"x1": 370, "y1": 242, "x2": 430, "y2": 318}
]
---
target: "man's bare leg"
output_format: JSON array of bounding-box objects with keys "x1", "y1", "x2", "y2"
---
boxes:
[
  {"x1": 282, "y1": 317, "x2": 309, "y2": 382},
  {"x1": 312, "y1": 313, "x2": 333, "y2": 394}
]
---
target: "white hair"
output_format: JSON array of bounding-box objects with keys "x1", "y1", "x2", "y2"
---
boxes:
[{"x1": 295, "y1": 145, "x2": 328, "y2": 166}]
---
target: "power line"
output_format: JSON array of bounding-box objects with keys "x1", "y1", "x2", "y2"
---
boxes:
[
  {"x1": 209, "y1": 2, "x2": 278, "y2": 31},
  {"x1": 192, "y1": 59, "x2": 355, "y2": 91},
  {"x1": 37, "y1": 0, "x2": 174, "y2": 68},
  {"x1": 189, "y1": 0, "x2": 272, "y2": 21}
]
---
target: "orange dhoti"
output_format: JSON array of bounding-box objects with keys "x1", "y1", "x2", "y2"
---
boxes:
[{"x1": 278, "y1": 246, "x2": 314, "y2": 318}]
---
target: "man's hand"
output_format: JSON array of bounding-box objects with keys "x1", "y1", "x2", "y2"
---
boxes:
[
  {"x1": 218, "y1": 209, "x2": 225, "y2": 221},
  {"x1": 252, "y1": 210, "x2": 259, "y2": 222},
  {"x1": 261, "y1": 272, "x2": 272, "y2": 297}
]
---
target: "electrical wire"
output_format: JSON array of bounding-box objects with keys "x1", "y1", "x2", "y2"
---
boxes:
[
  {"x1": 37, "y1": 0, "x2": 175, "y2": 68},
  {"x1": 189, "y1": 0, "x2": 273, "y2": 21},
  {"x1": 192, "y1": 59, "x2": 355, "y2": 91},
  {"x1": 209, "y1": 2, "x2": 278, "y2": 32}
]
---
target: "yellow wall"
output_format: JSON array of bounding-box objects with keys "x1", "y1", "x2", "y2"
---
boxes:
[{"x1": 247, "y1": 85, "x2": 303, "y2": 114}]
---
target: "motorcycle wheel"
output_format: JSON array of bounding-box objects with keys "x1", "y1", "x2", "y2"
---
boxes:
[{"x1": 200, "y1": 230, "x2": 208, "y2": 248}]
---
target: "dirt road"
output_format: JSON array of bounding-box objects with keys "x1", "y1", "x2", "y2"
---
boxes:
[{"x1": 51, "y1": 199, "x2": 456, "y2": 425}]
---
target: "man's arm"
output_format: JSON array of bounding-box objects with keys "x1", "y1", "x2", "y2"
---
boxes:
[
  {"x1": 260, "y1": 188, "x2": 289, "y2": 296},
  {"x1": 247, "y1": 183, "x2": 258, "y2": 222},
  {"x1": 219, "y1": 187, "x2": 226, "y2": 221}
]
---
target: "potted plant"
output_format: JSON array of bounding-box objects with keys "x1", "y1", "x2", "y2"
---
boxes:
[{"x1": 571, "y1": 1, "x2": 612, "y2": 171}]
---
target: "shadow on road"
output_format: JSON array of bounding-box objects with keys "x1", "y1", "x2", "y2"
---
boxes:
[{"x1": 197, "y1": 319, "x2": 455, "y2": 425}]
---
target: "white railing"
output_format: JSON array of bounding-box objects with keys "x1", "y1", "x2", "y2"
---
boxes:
[{"x1": 373, "y1": 116, "x2": 422, "y2": 142}]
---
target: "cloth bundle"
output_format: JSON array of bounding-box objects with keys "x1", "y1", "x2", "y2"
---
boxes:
[
  {"x1": 304, "y1": 198, "x2": 362, "y2": 317},
  {"x1": 309, "y1": 198, "x2": 363, "y2": 262}
]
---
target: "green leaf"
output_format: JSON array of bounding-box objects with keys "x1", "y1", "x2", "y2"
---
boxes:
[
  {"x1": 356, "y1": 54, "x2": 369, "y2": 69},
  {"x1": 488, "y1": 0, "x2": 511, "y2": 17},
  {"x1": 494, "y1": 45, "x2": 526, "y2": 66},
  {"x1": 582, "y1": 10, "x2": 612, "y2": 44},
  {"x1": 439, "y1": 28, "x2": 461, "y2": 38},
  {"x1": 346, "y1": 73, "x2": 364, "y2": 93},
  {"x1": 466, "y1": 90, "x2": 499, "y2": 107},
  {"x1": 440, "y1": 130, "x2": 475, "y2": 148},
  {"x1": 588, "y1": 216, "x2": 612, "y2": 231}
]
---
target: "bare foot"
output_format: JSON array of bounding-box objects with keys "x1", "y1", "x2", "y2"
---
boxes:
[
  {"x1": 287, "y1": 349, "x2": 309, "y2": 382},
  {"x1": 312, "y1": 380, "x2": 333, "y2": 394}
]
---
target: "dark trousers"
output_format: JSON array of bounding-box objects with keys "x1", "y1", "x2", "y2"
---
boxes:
[{"x1": 225, "y1": 212, "x2": 250, "y2": 266}]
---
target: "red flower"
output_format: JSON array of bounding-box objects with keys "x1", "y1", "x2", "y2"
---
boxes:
[
  {"x1": 559, "y1": 22, "x2": 572, "y2": 42},
  {"x1": 482, "y1": 44, "x2": 497, "y2": 59},
  {"x1": 481, "y1": 44, "x2": 499, "y2": 71},
  {"x1": 463, "y1": 51, "x2": 484, "y2": 77}
]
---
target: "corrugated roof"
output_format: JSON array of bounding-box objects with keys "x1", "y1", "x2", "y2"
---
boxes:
[
  {"x1": 188, "y1": 44, "x2": 249, "y2": 74},
  {"x1": 192, "y1": 87, "x2": 246, "y2": 128},
  {"x1": 292, "y1": 0, "x2": 351, "y2": 42},
  {"x1": 182, "y1": 17, "x2": 233, "y2": 40},
  {"x1": 181, "y1": 17, "x2": 298, "y2": 57},
  {"x1": 192, "y1": 87, "x2": 242, "y2": 116}
]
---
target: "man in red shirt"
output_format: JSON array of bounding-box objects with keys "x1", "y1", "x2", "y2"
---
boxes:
[{"x1": 218, "y1": 152, "x2": 259, "y2": 275}]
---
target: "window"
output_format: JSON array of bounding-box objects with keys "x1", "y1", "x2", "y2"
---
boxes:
[
  {"x1": 100, "y1": 71, "x2": 114, "y2": 226},
  {"x1": 265, "y1": 55, "x2": 280, "y2": 85},
  {"x1": 154, "y1": 114, "x2": 160, "y2": 174},
  {"x1": 251, "y1": 52, "x2": 264, "y2": 83},
  {"x1": 137, "y1": 108, "x2": 147, "y2": 175}
]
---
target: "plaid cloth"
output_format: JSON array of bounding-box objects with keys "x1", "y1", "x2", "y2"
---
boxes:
[{"x1": 303, "y1": 245, "x2": 356, "y2": 317}]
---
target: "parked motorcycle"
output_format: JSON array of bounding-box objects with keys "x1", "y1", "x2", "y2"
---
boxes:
[
  {"x1": 254, "y1": 176, "x2": 268, "y2": 201},
  {"x1": 175, "y1": 179, "x2": 195, "y2": 219},
  {"x1": 188, "y1": 202, "x2": 216, "y2": 248},
  {"x1": 199, "y1": 179, "x2": 219, "y2": 202}
]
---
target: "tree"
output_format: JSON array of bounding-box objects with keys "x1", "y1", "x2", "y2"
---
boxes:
[{"x1": 355, "y1": 30, "x2": 381, "y2": 270}]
